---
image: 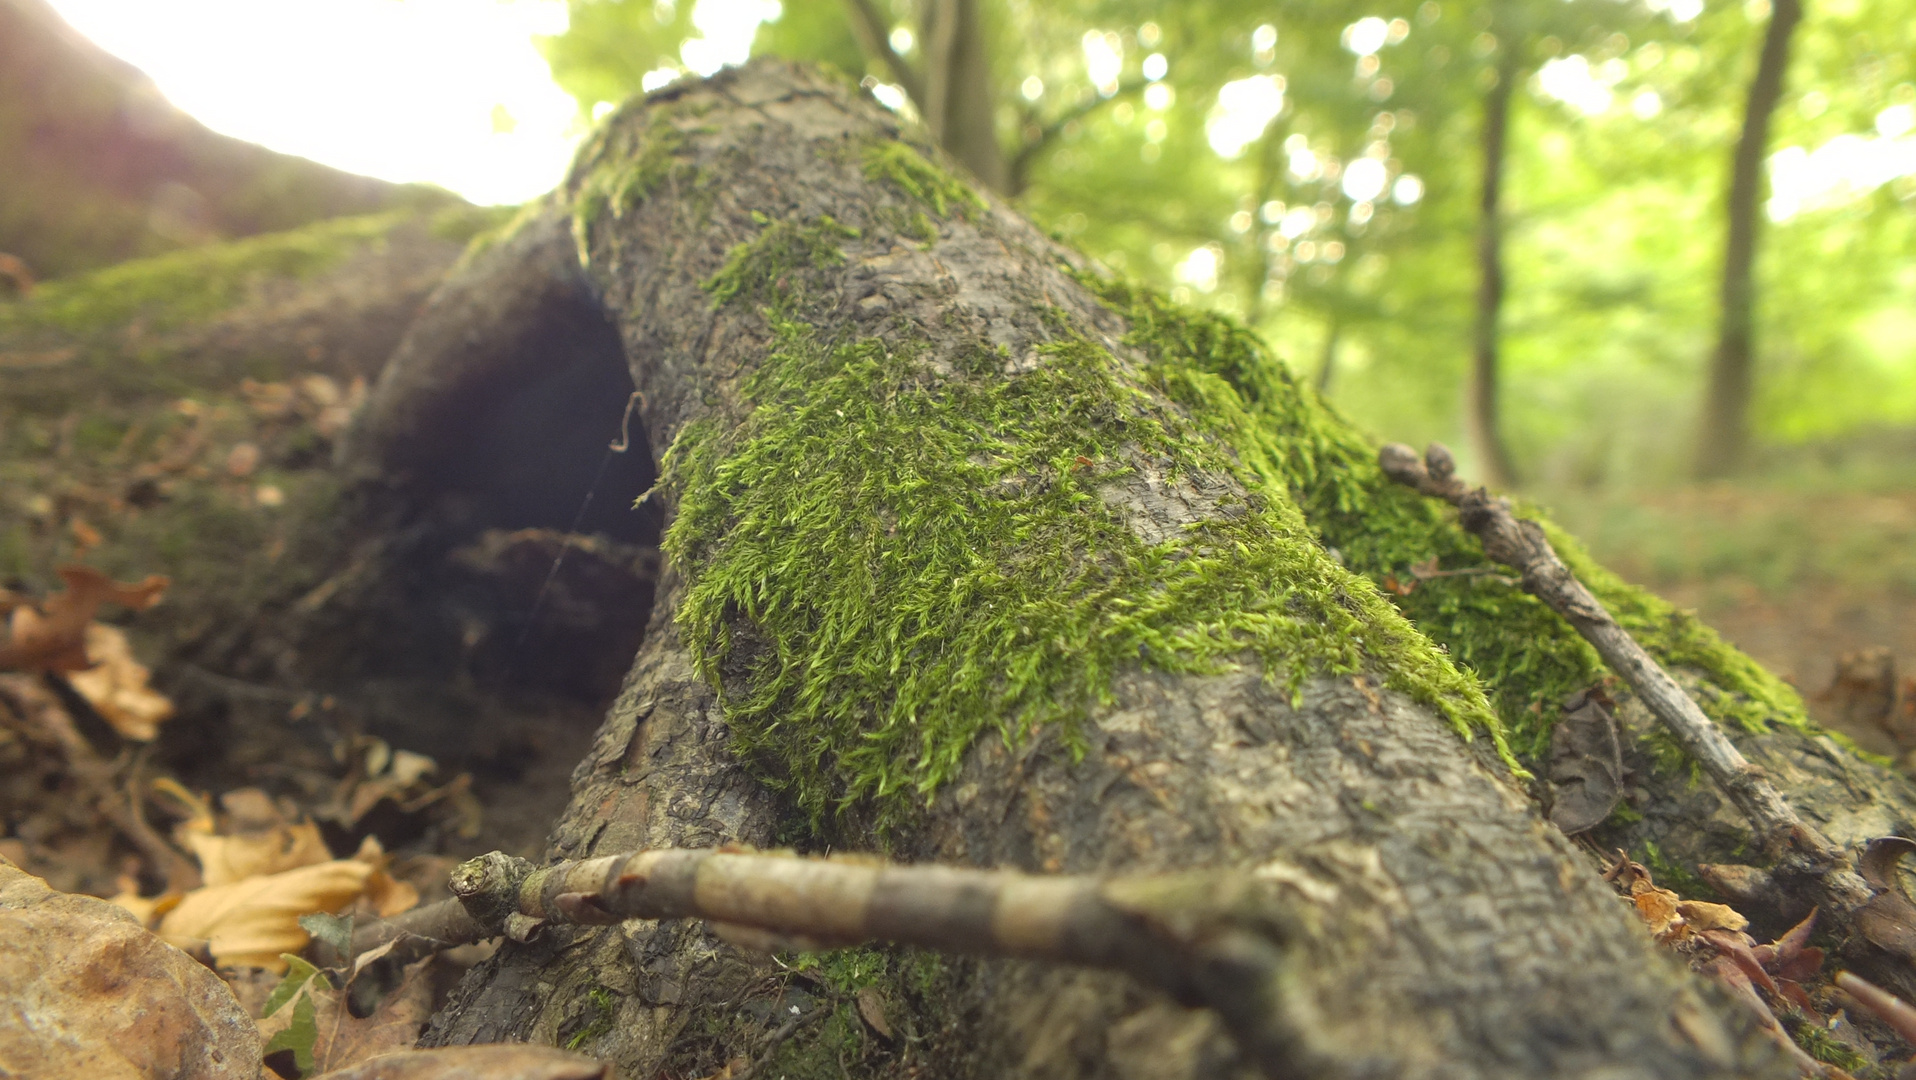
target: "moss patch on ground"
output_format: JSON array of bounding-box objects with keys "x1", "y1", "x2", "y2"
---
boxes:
[
  {"x1": 1074, "y1": 274, "x2": 1823, "y2": 760},
  {"x1": 661, "y1": 213, "x2": 1510, "y2": 830},
  {"x1": 0, "y1": 210, "x2": 428, "y2": 341}
]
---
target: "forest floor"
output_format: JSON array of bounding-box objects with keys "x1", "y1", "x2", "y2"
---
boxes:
[{"x1": 1546, "y1": 481, "x2": 1916, "y2": 756}]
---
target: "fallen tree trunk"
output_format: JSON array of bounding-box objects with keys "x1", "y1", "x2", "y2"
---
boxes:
[
  {"x1": 341, "y1": 61, "x2": 1845, "y2": 1079},
  {"x1": 9, "y1": 57, "x2": 1916, "y2": 1080}
]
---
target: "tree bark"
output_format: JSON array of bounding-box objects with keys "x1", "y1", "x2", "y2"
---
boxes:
[
  {"x1": 1468, "y1": 51, "x2": 1521, "y2": 490},
  {"x1": 358, "y1": 61, "x2": 1798, "y2": 1079},
  {"x1": 12, "y1": 57, "x2": 1916, "y2": 1080},
  {"x1": 1696, "y1": 0, "x2": 1804, "y2": 479}
]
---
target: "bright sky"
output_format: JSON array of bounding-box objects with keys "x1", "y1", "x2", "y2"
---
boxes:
[{"x1": 44, "y1": 0, "x2": 775, "y2": 206}]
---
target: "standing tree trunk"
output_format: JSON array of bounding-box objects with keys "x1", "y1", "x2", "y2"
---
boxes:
[
  {"x1": 842, "y1": 0, "x2": 1008, "y2": 193},
  {"x1": 1696, "y1": 0, "x2": 1804, "y2": 479},
  {"x1": 351, "y1": 61, "x2": 1806, "y2": 1079},
  {"x1": 1468, "y1": 48, "x2": 1521, "y2": 490}
]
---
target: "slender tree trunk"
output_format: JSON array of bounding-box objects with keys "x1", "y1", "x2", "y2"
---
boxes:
[
  {"x1": 1696, "y1": 0, "x2": 1804, "y2": 479},
  {"x1": 1469, "y1": 51, "x2": 1521, "y2": 490},
  {"x1": 841, "y1": 0, "x2": 1007, "y2": 193},
  {"x1": 923, "y1": 0, "x2": 1007, "y2": 193},
  {"x1": 1316, "y1": 318, "x2": 1342, "y2": 393},
  {"x1": 362, "y1": 61, "x2": 1792, "y2": 1080}
]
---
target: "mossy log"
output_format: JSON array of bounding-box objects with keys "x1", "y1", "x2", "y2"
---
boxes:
[
  {"x1": 334, "y1": 60, "x2": 1916, "y2": 1078},
  {"x1": 9, "y1": 58, "x2": 1916, "y2": 1080}
]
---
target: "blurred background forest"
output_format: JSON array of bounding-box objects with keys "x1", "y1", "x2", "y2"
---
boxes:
[{"x1": 5, "y1": 0, "x2": 1915, "y2": 733}]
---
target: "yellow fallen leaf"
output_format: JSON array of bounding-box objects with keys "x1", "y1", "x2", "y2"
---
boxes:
[
  {"x1": 185, "y1": 818, "x2": 333, "y2": 888},
  {"x1": 1676, "y1": 900, "x2": 1749, "y2": 933},
  {"x1": 1632, "y1": 886, "x2": 1684, "y2": 940},
  {"x1": 160, "y1": 859, "x2": 373, "y2": 971},
  {"x1": 64, "y1": 622, "x2": 174, "y2": 740}
]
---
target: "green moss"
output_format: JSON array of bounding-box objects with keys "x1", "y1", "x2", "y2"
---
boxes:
[
  {"x1": 0, "y1": 211, "x2": 411, "y2": 339},
  {"x1": 1637, "y1": 840, "x2": 1713, "y2": 899},
  {"x1": 569, "y1": 115, "x2": 692, "y2": 265},
  {"x1": 662, "y1": 215, "x2": 1511, "y2": 830},
  {"x1": 562, "y1": 986, "x2": 618, "y2": 1051},
  {"x1": 1788, "y1": 1020, "x2": 1869, "y2": 1073},
  {"x1": 861, "y1": 141, "x2": 985, "y2": 220},
  {"x1": 702, "y1": 215, "x2": 859, "y2": 309},
  {"x1": 1073, "y1": 273, "x2": 1825, "y2": 764}
]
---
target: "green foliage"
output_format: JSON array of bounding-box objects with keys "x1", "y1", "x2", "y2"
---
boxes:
[
  {"x1": 664, "y1": 214, "x2": 1510, "y2": 829},
  {"x1": 538, "y1": 0, "x2": 1916, "y2": 481}
]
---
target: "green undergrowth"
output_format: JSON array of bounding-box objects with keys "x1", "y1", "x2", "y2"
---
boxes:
[
  {"x1": 662, "y1": 213, "x2": 1510, "y2": 830},
  {"x1": 0, "y1": 209, "x2": 423, "y2": 340},
  {"x1": 1074, "y1": 274, "x2": 1823, "y2": 760}
]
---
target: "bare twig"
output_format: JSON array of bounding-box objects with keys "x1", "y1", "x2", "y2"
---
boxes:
[
  {"x1": 1378, "y1": 442, "x2": 1839, "y2": 863},
  {"x1": 346, "y1": 896, "x2": 484, "y2": 959},
  {"x1": 442, "y1": 847, "x2": 1315, "y2": 1080},
  {"x1": 0, "y1": 673, "x2": 199, "y2": 890},
  {"x1": 840, "y1": 0, "x2": 926, "y2": 106}
]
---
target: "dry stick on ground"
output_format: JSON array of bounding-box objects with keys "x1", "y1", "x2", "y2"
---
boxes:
[
  {"x1": 434, "y1": 847, "x2": 1306, "y2": 1080},
  {"x1": 1378, "y1": 443, "x2": 1848, "y2": 862},
  {"x1": 0, "y1": 672, "x2": 199, "y2": 890}
]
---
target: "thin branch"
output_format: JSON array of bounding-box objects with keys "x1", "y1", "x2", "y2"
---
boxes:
[
  {"x1": 1378, "y1": 442, "x2": 1837, "y2": 860},
  {"x1": 1008, "y1": 80, "x2": 1147, "y2": 194},
  {"x1": 0, "y1": 673, "x2": 200, "y2": 890},
  {"x1": 441, "y1": 847, "x2": 1317, "y2": 1080},
  {"x1": 840, "y1": 0, "x2": 925, "y2": 106}
]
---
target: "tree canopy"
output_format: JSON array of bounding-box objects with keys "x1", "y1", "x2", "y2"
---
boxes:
[{"x1": 535, "y1": 0, "x2": 1914, "y2": 484}]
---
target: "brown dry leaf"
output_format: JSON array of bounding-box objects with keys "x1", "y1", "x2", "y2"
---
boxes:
[
  {"x1": 160, "y1": 858, "x2": 375, "y2": 971},
  {"x1": 1631, "y1": 886, "x2": 1684, "y2": 940},
  {"x1": 186, "y1": 814, "x2": 333, "y2": 889},
  {"x1": 1675, "y1": 900, "x2": 1749, "y2": 934},
  {"x1": 0, "y1": 565, "x2": 169, "y2": 673},
  {"x1": 65, "y1": 622, "x2": 176, "y2": 740},
  {"x1": 309, "y1": 1045, "x2": 612, "y2": 1080},
  {"x1": 173, "y1": 786, "x2": 333, "y2": 889},
  {"x1": 242, "y1": 379, "x2": 299, "y2": 419},
  {"x1": 258, "y1": 954, "x2": 438, "y2": 1078},
  {"x1": 856, "y1": 985, "x2": 894, "y2": 1040},
  {"x1": 226, "y1": 442, "x2": 262, "y2": 478},
  {"x1": 0, "y1": 855, "x2": 259, "y2": 1078}
]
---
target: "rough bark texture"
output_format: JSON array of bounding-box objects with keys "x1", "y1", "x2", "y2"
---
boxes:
[
  {"x1": 1696, "y1": 0, "x2": 1804, "y2": 479},
  {"x1": 369, "y1": 62, "x2": 1790, "y2": 1079}
]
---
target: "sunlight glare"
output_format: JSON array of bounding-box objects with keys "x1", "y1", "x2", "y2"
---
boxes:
[
  {"x1": 1207, "y1": 75, "x2": 1286, "y2": 158},
  {"x1": 1768, "y1": 133, "x2": 1916, "y2": 220},
  {"x1": 45, "y1": 0, "x2": 581, "y2": 205}
]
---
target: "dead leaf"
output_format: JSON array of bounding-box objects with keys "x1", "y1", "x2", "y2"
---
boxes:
[
  {"x1": 64, "y1": 622, "x2": 175, "y2": 740},
  {"x1": 69, "y1": 517, "x2": 103, "y2": 552},
  {"x1": 855, "y1": 985, "x2": 894, "y2": 1041},
  {"x1": 182, "y1": 810, "x2": 333, "y2": 889},
  {"x1": 257, "y1": 952, "x2": 437, "y2": 1078},
  {"x1": 0, "y1": 855, "x2": 259, "y2": 1078},
  {"x1": 1380, "y1": 574, "x2": 1416, "y2": 596},
  {"x1": 0, "y1": 565, "x2": 169, "y2": 674},
  {"x1": 307, "y1": 1044, "x2": 611, "y2": 1080},
  {"x1": 1547, "y1": 688, "x2": 1623, "y2": 835},
  {"x1": 1631, "y1": 886, "x2": 1684, "y2": 940},
  {"x1": 227, "y1": 443, "x2": 262, "y2": 478},
  {"x1": 160, "y1": 858, "x2": 375, "y2": 971},
  {"x1": 1675, "y1": 900, "x2": 1748, "y2": 934}
]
